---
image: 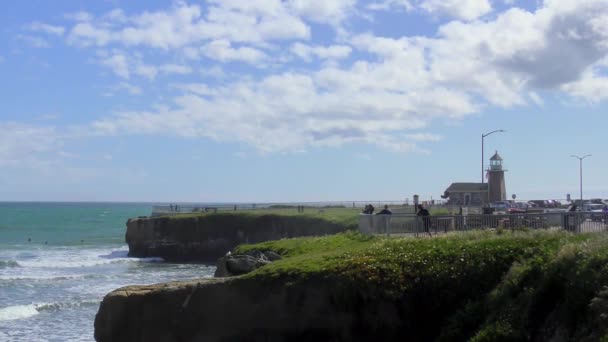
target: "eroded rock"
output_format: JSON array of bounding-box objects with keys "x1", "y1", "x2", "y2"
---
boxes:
[{"x1": 214, "y1": 250, "x2": 280, "y2": 277}]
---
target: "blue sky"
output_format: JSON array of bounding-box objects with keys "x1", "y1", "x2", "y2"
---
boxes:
[{"x1": 1, "y1": 0, "x2": 607, "y2": 202}]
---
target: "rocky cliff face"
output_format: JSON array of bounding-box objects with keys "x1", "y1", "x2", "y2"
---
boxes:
[
  {"x1": 94, "y1": 276, "x2": 369, "y2": 342},
  {"x1": 125, "y1": 215, "x2": 352, "y2": 262}
]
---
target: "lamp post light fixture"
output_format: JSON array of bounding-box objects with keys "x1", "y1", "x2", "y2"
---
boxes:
[
  {"x1": 570, "y1": 154, "x2": 591, "y2": 207},
  {"x1": 481, "y1": 130, "x2": 505, "y2": 184}
]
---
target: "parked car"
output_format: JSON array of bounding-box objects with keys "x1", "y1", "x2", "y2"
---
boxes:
[
  {"x1": 583, "y1": 203, "x2": 606, "y2": 221},
  {"x1": 492, "y1": 201, "x2": 511, "y2": 210},
  {"x1": 507, "y1": 207, "x2": 526, "y2": 214},
  {"x1": 583, "y1": 203, "x2": 603, "y2": 211},
  {"x1": 528, "y1": 200, "x2": 548, "y2": 208}
]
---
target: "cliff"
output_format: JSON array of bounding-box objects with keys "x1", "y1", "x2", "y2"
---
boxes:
[
  {"x1": 125, "y1": 211, "x2": 357, "y2": 261},
  {"x1": 94, "y1": 276, "x2": 363, "y2": 342},
  {"x1": 98, "y1": 231, "x2": 608, "y2": 341}
]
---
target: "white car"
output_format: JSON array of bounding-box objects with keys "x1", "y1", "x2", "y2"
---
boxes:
[
  {"x1": 583, "y1": 204, "x2": 604, "y2": 212},
  {"x1": 583, "y1": 203, "x2": 606, "y2": 222}
]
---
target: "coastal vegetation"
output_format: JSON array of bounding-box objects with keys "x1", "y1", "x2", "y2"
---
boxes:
[
  {"x1": 234, "y1": 230, "x2": 608, "y2": 341},
  {"x1": 162, "y1": 205, "x2": 449, "y2": 226},
  {"x1": 165, "y1": 207, "x2": 361, "y2": 228}
]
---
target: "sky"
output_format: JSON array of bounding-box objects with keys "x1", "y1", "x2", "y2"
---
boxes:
[{"x1": 1, "y1": 0, "x2": 607, "y2": 203}]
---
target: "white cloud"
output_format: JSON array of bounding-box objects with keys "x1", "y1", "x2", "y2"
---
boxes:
[
  {"x1": 65, "y1": 11, "x2": 94, "y2": 22},
  {"x1": 115, "y1": 82, "x2": 142, "y2": 95},
  {"x1": 17, "y1": 35, "x2": 50, "y2": 48},
  {"x1": 562, "y1": 72, "x2": 608, "y2": 103},
  {"x1": 427, "y1": 0, "x2": 608, "y2": 97},
  {"x1": 18, "y1": 0, "x2": 608, "y2": 155},
  {"x1": 90, "y1": 67, "x2": 470, "y2": 153},
  {"x1": 367, "y1": 0, "x2": 414, "y2": 12},
  {"x1": 66, "y1": 2, "x2": 310, "y2": 49},
  {"x1": 201, "y1": 40, "x2": 267, "y2": 64},
  {"x1": 528, "y1": 91, "x2": 544, "y2": 106},
  {"x1": 420, "y1": 0, "x2": 492, "y2": 21},
  {"x1": 404, "y1": 133, "x2": 442, "y2": 142},
  {"x1": 290, "y1": 42, "x2": 352, "y2": 62},
  {"x1": 0, "y1": 122, "x2": 61, "y2": 167},
  {"x1": 28, "y1": 22, "x2": 65, "y2": 36},
  {"x1": 287, "y1": 0, "x2": 357, "y2": 25},
  {"x1": 68, "y1": 22, "x2": 111, "y2": 46},
  {"x1": 159, "y1": 64, "x2": 192, "y2": 75},
  {"x1": 201, "y1": 66, "x2": 226, "y2": 78},
  {"x1": 170, "y1": 83, "x2": 216, "y2": 96},
  {"x1": 99, "y1": 52, "x2": 130, "y2": 78},
  {"x1": 98, "y1": 51, "x2": 192, "y2": 80}
]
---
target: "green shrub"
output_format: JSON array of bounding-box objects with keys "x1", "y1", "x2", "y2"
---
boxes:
[{"x1": 234, "y1": 230, "x2": 608, "y2": 341}]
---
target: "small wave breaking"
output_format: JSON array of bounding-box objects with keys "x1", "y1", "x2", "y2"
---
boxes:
[
  {"x1": 0, "y1": 304, "x2": 39, "y2": 321},
  {"x1": 0, "y1": 300, "x2": 100, "y2": 321},
  {"x1": 0, "y1": 260, "x2": 20, "y2": 268}
]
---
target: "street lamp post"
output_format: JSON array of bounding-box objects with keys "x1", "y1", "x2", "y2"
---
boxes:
[
  {"x1": 481, "y1": 130, "x2": 505, "y2": 184},
  {"x1": 570, "y1": 154, "x2": 591, "y2": 206}
]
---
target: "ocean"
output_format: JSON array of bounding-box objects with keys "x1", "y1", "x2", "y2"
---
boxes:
[{"x1": 0, "y1": 202, "x2": 216, "y2": 342}]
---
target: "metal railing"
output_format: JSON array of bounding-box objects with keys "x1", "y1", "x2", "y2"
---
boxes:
[
  {"x1": 359, "y1": 212, "x2": 608, "y2": 236},
  {"x1": 150, "y1": 201, "x2": 411, "y2": 217}
]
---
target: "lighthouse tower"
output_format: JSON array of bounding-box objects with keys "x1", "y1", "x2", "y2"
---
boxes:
[{"x1": 487, "y1": 151, "x2": 507, "y2": 203}]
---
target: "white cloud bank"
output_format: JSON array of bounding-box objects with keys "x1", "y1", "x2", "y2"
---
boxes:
[
  {"x1": 21, "y1": 0, "x2": 608, "y2": 153},
  {"x1": 420, "y1": 0, "x2": 492, "y2": 20}
]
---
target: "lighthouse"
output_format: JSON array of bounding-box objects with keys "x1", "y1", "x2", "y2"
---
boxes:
[{"x1": 487, "y1": 151, "x2": 507, "y2": 203}]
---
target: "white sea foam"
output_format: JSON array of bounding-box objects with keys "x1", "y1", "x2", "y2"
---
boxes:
[
  {"x1": 0, "y1": 300, "x2": 101, "y2": 322},
  {"x1": 5, "y1": 246, "x2": 163, "y2": 269},
  {"x1": 35, "y1": 300, "x2": 100, "y2": 312},
  {"x1": 0, "y1": 273, "x2": 97, "y2": 281},
  {"x1": 0, "y1": 260, "x2": 20, "y2": 268},
  {"x1": 0, "y1": 304, "x2": 39, "y2": 321}
]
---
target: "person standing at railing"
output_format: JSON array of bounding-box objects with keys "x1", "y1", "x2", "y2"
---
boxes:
[
  {"x1": 362, "y1": 204, "x2": 375, "y2": 215},
  {"x1": 417, "y1": 204, "x2": 431, "y2": 234},
  {"x1": 564, "y1": 204, "x2": 577, "y2": 231},
  {"x1": 376, "y1": 205, "x2": 392, "y2": 215},
  {"x1": 375, "y1": 205, "x2": 392, "y2": 236}
]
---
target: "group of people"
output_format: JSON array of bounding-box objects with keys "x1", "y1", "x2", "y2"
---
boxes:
[
  {"x1": 361, "y1": 204, "x2": 392, "y2": 215},
  {"x1": 361, "y1": 203, "x2": 431, "y2": 234},
  {"x1": 361, "y1": 203, "x2": 430, "y2": 216}
]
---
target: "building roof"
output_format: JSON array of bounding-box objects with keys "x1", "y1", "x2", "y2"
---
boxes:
[
  {"x1": 490, "y1": 151, "x2": 503, "y2": 161},
  {"x1": 445, "y1": 182, "x2": 488, "y2": 193}
]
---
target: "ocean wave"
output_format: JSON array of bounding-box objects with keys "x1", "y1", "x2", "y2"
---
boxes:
[
  {"x1": 17, "y1": 258, "x2": 142, "y2": 268},
  {"x1": 0, "y1": 260, "x2": 20, "y2": 268},
  {"x1": 0, "y1": 304, "x2": 39, "y2": 321},
  {"x1": 13, "y1": 248, "x2": 164, "y2": 269},
  {"x1": 35, "y1": 300, "x2": 99, "y2": 312},
  {"x1": 0, "y1": 300, "x2": 100, "y2": 321},
  {"x1": 0, "y1": 273, "x2": 101, "y2": 281}
]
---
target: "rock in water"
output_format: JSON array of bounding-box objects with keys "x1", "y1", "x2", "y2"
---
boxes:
[
  {"x1": 226, "y1": 255, "x2": 271, "y2": 275},
  {"x1": 214, "y1": 256, "x2": 233, "y2": 277},
  {"x1": 214, "y1": 253, "x2": 274, "y2": 277}
]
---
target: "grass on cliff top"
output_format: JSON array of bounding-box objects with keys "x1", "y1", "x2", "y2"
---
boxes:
[
  {"x1": 234, "y1": 229, "x2": 590, "y2": 279},
  {"x1": 235, "y1": 230, "x2": 608, "y2": 341},
  {"x1": 164, "y1": 207, "x2": 361, "y2": 227},
  {"x1": 162, "y1": 206, "x2": 447, "y2": 228}
]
